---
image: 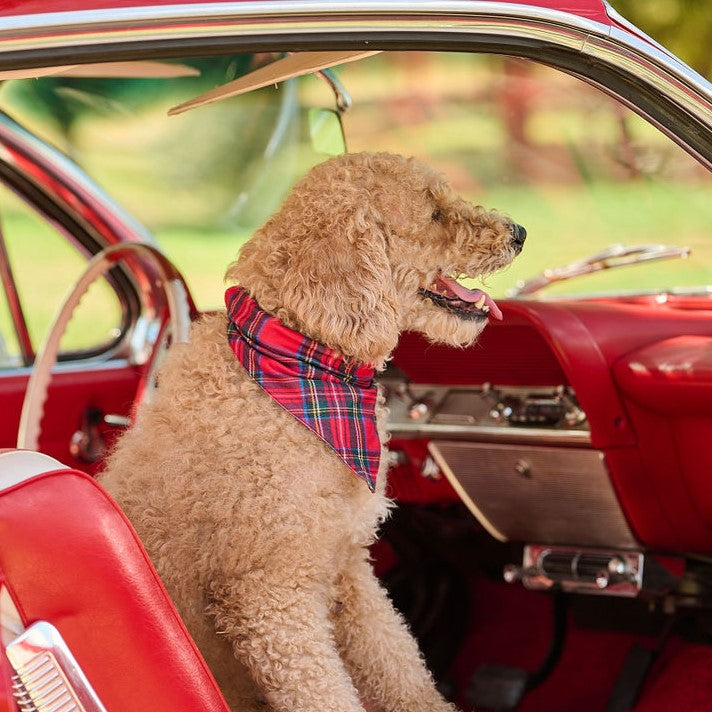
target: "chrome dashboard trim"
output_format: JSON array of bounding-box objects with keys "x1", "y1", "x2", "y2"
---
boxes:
[
  {"x1": 388, "y1": 421, "x2": 591, "y2": 446},
  {"x1": 517, "y1": 286, "x2": 712, "y2": 301},
  {"x1": 384, "y1": 382, "x2": 591, "y2": 446}
]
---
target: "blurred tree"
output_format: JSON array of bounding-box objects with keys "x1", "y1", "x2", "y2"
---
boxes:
[{"x1": 611, "y1": 0, "x2": 712, "y2": 79}]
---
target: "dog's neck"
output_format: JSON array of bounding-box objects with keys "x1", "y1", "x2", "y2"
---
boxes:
[
  {"x1": 234, "y1": 284, "x2": 395, "y2": 371},
  {"x1": 225, "y1": 285, "x2": 382, "y2": 491}
]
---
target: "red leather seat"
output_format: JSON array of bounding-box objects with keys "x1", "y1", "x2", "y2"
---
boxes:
[{"x1": 0, "y1": 451, "x2": 230, "y2": 712}]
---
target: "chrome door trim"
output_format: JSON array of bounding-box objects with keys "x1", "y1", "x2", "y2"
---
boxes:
[
  {"x1": 0, "y1": 112, "x2": 171, "y2": 363},
  {"x1": 1, "y1": 358, "x2": 138, "y2": 378},
  {"x1": 0, "y1": 112, "x2": 155, "y2": 250},
  {"x1": 0, "y1": 221, "x2": 33, "y2": 366},
  {"x1": 0, "y1": 1, "x2": 613, "y2": 44}
]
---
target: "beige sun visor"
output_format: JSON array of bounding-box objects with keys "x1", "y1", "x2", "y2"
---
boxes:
[
  {"x1": 168, "y1": 50, "x2": 380, "y2": 116},
  {"x1": 0, "y1": 62, "x2": 200, "y2": 81}
]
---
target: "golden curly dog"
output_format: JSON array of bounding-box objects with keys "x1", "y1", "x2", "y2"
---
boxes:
[{"x1": 100, "y1": 152, "x2": 525, "y2": 712}]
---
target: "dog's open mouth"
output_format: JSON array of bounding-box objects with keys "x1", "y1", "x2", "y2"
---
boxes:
[{"x1": 418, "y1": 273, "x2": 503, "y2": 321}]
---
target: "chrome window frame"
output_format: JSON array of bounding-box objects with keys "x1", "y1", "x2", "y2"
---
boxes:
[
  {"x1": 0, "y1": 112, "x2": 151, "y2": 366},
  {"x1": 0, "y1": 1, "x2": 707, "y2": 165}
]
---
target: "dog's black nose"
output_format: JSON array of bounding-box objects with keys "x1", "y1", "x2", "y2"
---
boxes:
[{"x1": 511, "y1": 223, "x2": 527, "y2": 252}]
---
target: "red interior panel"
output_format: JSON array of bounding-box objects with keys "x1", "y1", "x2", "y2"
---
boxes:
[
  {"x1": 0, "y1": 365, "x2": 140, "y2": 472},
  {"x1": 614, "y1": 336, "x2": 712, "y2": 543},
  {"x1": 613, "y1": 336, "x2": 712, "y2": 415},
  {"x1": 394, "y1": 317, "x2": 567, "y2": 386},
  {"x1": 392, "y1": 296, "x2": 712, "y2": 553}
]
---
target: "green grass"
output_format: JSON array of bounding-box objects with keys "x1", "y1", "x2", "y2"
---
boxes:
[
  {"x1": 156, "y1": 180, "x2": 712, "y2": 306},
  {"x1": 0, "y1": 52, "x2": 710, "y2": 363},
  {"x1": 2, "y1": 178, "x2": 709, "y2": 367},
  {"x1": 0, "y1": 206, "x2": 123, "y2": 363},
  {"x1": 153, "y1": 225, "x2": 251, "y2": 308},
  {"x1": 474, "y1": 180, "x2": 712, "y2": 297}
]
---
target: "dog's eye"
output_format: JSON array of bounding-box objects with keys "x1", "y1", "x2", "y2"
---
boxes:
[{"x1": 431, "y1": 209, "x2": 443, "y2": 222}]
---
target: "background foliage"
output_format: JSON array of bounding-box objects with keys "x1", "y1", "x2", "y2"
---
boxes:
[{"x1": 612, "y1": 0, "x2": 712, "y2": 79}]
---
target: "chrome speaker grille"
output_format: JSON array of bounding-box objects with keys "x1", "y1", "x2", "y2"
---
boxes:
[
  {"x1": 6, "y1": 621, "x2": 106, "y2": 712},
  {"x1": 11, "y1": 652, "x2": 78, "y2": 712},
  {"x1": 429, "y1": 441, "x2": 637, "y2": 549}
]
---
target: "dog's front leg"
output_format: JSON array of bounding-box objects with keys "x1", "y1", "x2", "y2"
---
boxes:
[
  {"x1": 333, "y1": 551, "x2": 458, "y2": 712},
  {"x1": 207, "y1": 570, "x2": 366, "y2": 712}
]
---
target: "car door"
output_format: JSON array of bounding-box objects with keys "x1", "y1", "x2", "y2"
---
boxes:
[{"x1": 0, "y1": 112, "x2": 155, "y2": 471}]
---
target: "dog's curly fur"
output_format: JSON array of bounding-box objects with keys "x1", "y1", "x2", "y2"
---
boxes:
[{"x1": 100, "y1": 152, "x2": 520, "y2": 712}]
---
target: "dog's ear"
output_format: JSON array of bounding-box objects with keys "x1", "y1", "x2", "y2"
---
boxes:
[
  {"x1": 278, "y1": 199, "x2": 400, "y2": 368},
  {"x1": 227, "y1": 157, "x2": 403, "y2": 368}
]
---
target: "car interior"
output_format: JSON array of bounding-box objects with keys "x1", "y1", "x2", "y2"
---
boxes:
[{"x1": 0, "y1": 41, "x2": 711, "y2": 712}]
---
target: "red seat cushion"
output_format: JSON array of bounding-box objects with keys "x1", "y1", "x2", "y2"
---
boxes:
[{"x1": 0, "y1": 467, "x2": 230, "y2": 712}]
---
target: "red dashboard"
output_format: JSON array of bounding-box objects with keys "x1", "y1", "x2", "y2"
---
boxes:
[{"x1": 390, "y1": 295, "x2": 712, "y2": 554}]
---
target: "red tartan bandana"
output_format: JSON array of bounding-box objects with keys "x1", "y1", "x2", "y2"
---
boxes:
[{"x1": 225, "y1": 286, "x2": 380, "y2": 492}]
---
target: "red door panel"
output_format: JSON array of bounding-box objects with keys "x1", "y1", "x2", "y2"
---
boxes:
[{"x1": 0, "y1": 364, "x2": 140, "y2": 473}]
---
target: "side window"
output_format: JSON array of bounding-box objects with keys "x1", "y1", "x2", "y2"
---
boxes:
[
  {"x1": 0, "y1": 185, "x2": 123, "y2": 368},
  {"x1": 342, "y1": 53, "x2": 712, "y2": 297}
]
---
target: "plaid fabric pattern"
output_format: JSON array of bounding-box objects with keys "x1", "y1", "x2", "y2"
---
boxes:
[{"x1": 225, "y1": 286, "x2": 380, "y2": 492}]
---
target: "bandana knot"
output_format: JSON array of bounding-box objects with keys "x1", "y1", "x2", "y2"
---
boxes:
[{"x1": 225, "y1": 286, "x2": 380, "y2": 491}]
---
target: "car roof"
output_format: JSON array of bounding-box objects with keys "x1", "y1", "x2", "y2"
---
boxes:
[{"x1": 0, "y1": 0, "x2": 614, "y2": 24}]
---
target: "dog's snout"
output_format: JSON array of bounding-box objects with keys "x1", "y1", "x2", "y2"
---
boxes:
[{"x1": 511, "y1": 223, "x2": 527, "y2": 252}]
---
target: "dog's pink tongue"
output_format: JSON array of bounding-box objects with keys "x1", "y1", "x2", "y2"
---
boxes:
[{"x1": 438, "y1": 275, "x2": 503, "y2": 320}]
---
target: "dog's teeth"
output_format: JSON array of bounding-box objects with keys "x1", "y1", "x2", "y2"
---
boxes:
[
  {"x1": 474, "y1": 295, "x2": 486, "y2": 309},
  {"x1": 482, "y1": 305, "x2": 490, "y2": 313}
]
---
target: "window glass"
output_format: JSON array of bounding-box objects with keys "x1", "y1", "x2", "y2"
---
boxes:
[
  {"x1": 1, "y1": 51, "x2": 708, "y2": 307},
  {"x1": 0, "y1": 186, "x2": 122, "y2": 361},
  {"x1": 1, "y1": 57, "x2": 347, "y2": 311},
  {"x1": 334, "y1": 52, "x2": 712, "y2": 297}
]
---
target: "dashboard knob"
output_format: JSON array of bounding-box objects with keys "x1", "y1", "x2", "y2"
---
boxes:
[{"x1": 409, "y1": 401, "x2": 431, "y2": 420}]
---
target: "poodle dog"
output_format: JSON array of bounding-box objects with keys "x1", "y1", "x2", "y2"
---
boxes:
[{"x1": 100, "y1": 152, "x2": 525, "y2": 712}]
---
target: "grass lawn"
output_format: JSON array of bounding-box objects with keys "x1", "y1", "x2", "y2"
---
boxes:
[
  {"x1": 1, "y1": 178, "x2": 709, "y2": 365},
  {"x1": 0, "y1": 53, "x2": 710, "y2": 360},
  {"x1": 150, "y1": 180, "x2": 712, "y2": 305}
]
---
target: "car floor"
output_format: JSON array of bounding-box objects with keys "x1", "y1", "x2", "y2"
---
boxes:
[
  {"x1": 375, "y1": 503, "x2": 712, "y2": 712},
  {"x1": 451, "y1": 574, "x2": 712, "y2": 711}
]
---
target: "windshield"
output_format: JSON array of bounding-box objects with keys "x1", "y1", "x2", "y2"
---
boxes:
[
  {"x1": 1, "y1": 51, "x2": 709, "y2": 306},
  {"x1": 335, "y1": 53, "x2": 711, "y2": 298}
]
